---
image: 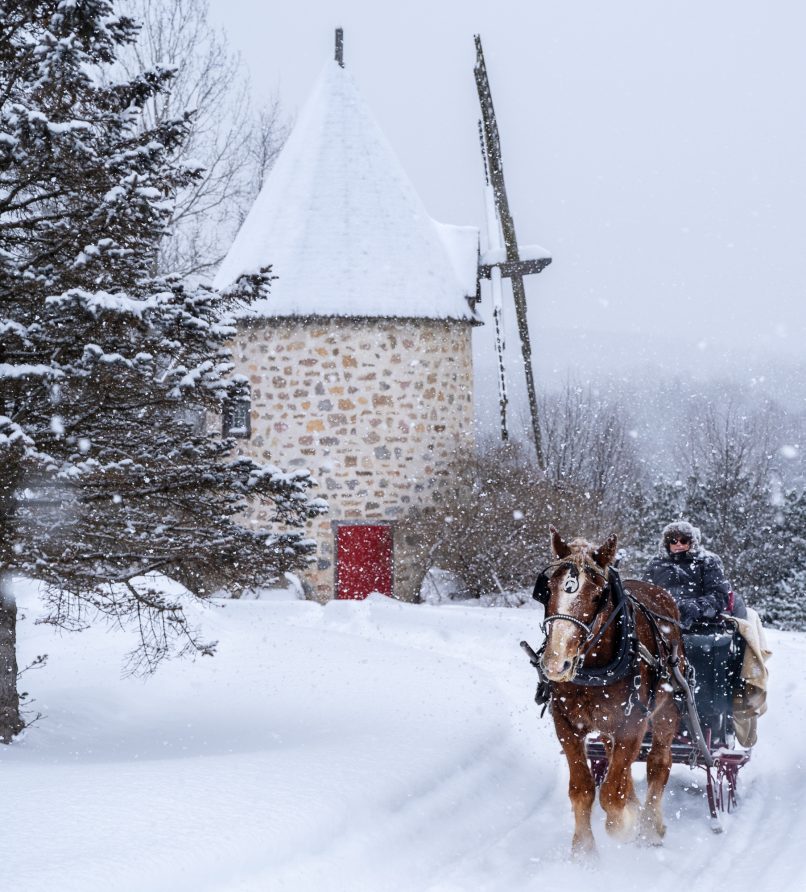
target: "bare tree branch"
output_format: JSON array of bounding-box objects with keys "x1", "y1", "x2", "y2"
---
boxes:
[{"x1": 118, "y1": 0, "x2": 288, "y2": 277}]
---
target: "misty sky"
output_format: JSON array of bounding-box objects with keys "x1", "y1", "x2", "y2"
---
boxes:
[{"x1": 207, "y1": 0, "x2": 806, "y2": 402}]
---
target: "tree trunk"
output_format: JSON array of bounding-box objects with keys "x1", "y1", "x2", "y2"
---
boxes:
[{"x1": 0, "y1": 574, "x2": 23, "y2": 743}]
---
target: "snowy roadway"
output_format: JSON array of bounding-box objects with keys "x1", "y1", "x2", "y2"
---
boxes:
[{"x1": 3, "y1": 582, "x2": 804, "y2": 891}]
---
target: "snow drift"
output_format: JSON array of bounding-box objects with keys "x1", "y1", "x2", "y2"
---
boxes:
[{"x1": 3, "y1": 579, "x2": 802, "y2": 891}]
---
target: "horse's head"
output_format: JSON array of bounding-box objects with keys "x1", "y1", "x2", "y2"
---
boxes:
[{"x1": 538, "y1": 525, "x2": 618, "y2": 682}]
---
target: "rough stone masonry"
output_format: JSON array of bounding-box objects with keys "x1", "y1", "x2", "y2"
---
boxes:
[{"x1": 232, "y1": 315, "x2": 476, "y2": 601}]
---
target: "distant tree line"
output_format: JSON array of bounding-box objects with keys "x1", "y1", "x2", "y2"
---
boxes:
[{"x1": 403, "y1": 383, "x2": 806, "y2": 629}]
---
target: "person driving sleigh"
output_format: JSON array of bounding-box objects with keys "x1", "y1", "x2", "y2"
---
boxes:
[{"x1": 642, "y1": 520, "x2": 746, "y2": 630}]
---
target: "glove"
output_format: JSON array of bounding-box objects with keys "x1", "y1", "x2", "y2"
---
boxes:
[{"x1": 678, "y1": 601, "x2": 698, "y2": 631}]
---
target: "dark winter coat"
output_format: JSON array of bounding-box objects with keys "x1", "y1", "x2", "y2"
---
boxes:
[{"x1": 642, "y1": 521, "x2": 731, "y2": 631}]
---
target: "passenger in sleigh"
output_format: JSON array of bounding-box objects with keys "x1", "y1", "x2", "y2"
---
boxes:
[
  {"x1": 643, "y1": 520, "x2": 768, "y2": 747},
  {"x1": 642, "y1": 520, "x2": 746, "y2": 631}
]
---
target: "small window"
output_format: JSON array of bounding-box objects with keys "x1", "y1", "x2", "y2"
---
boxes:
[
  {"x1": 222, "y1": 396, "x2": 251, "y2": 439},
  {"x1": 181, "y1": 407, "x2": 206, "y2": 435}
]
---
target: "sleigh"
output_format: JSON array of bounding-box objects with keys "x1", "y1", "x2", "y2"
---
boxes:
[{"x1": 584, "y1": 625, "x2": 750, "y2": 828}]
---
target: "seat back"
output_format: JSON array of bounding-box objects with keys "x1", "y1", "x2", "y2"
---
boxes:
[{"x1": 683, "y1": 631, "x2": 736, "y2": 726}]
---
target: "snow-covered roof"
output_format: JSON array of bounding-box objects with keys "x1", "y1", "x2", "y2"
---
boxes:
[{"x1": 214, "y1": 61, "x2": 480, "y2": 322}]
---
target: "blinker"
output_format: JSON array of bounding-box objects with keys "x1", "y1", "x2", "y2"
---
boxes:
[{"x1": 532, "y1": 571, "x2": 550, "y2": 605}]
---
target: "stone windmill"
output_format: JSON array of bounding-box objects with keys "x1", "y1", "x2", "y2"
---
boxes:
[{"x1": 214, "y1": 33, "x2": 480, "y2": 602}]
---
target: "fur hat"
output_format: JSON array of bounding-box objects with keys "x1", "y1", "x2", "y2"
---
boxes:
[{"x1": 658, "y1": 520, "x2": 702, "y2": 555}]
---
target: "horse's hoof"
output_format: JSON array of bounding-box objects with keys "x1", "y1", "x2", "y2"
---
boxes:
[
  {"x1": 637, "y1": 832, "x2": 665, "y2": 848},
  {"x1": 605, "y1": 807, "x2": 639, "y2": 842},
  {"x1": 571, "y1": 846, "x2": 599, "y2": 863},
  {"x1": 571, "y1": 837, "x2": 598, "y2": 861},
  {"x1": 637, "y1": 814, "x2": 666, "y2": 846}
]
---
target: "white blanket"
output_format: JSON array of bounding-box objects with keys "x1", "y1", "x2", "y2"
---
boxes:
[{"x1": 725, "y1": 607, "x2": 771, "y2": 747}]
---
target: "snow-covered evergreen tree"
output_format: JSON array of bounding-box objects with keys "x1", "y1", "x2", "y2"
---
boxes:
[
  {"x1": 754, "y1": 488, "x2": 806, "y2": 629},
  {"x1": 0, "y1": 0, "x2": 325, "y2": 739},
  {"x1": 619, "y1": 477, "x2": 687, "y2": 575},
  {"x1": 762, "y1": 571, "x2": 806, "y2": 630},
  {"x1": 622, "y1": 471, "x2": 806, "y2": 629}
]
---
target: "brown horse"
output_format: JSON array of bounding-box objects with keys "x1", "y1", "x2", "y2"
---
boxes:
[{"x1": 537, "y1": 526, "x2": 684, "y2": 856}]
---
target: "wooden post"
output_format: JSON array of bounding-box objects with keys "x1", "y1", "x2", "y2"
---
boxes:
[{"x1": 474, "y1": 35, "x2": 546, "y2": 469}]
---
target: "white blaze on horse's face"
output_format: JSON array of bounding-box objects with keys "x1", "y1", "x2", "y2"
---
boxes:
[{"x1": 542, "y1": 566, "x2": 587, "y2": 682}]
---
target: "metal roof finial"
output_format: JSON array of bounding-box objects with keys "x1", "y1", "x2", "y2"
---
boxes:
[{"x1": 335, "y1": 28, "x2": 344, "y2": 67}]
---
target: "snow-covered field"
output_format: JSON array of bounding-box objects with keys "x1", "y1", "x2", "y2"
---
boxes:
[{"x1": 4, "y1": 580, "x2": 804, "y2": 892}]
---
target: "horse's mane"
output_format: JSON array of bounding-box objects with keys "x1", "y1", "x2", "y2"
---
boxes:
[
  {"x1": 559, "y1": 538, "x2": 607, "y2": 574},
  {"x1": 623, "y1": 578, "x2": 680, "y2": 620}
]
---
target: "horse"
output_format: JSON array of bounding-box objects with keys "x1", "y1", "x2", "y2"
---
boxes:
[{"x1": 535, "y1": 526, "x2": 685, "y2": 856}]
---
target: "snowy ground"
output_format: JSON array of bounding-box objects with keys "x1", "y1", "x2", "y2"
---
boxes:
[{"x1": 3, "y1": 580, "x2": 803, "y2": 892}]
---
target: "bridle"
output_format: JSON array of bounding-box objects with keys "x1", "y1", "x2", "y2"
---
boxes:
[
  {"x1": 537, "y1": 559, "x2": 620, "y2": 661},
  {"x1": 535, "y1": 561, "x2": 613, "y2": 657}
]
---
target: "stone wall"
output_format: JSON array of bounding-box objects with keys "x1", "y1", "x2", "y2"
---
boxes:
[{"x1": 231, "y1": 316, "x2": 476, "y2": 601}]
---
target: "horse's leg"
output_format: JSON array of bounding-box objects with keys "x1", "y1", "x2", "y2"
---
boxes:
[
  {"x1": 640, "y1": 700, "x2": 677, "y2": 844},
  {"x1": 553, "y1": 710, "x2": 597, "y2": 856},
  {"x1": 599, "y1": 721, "x2": 645, "y2": 841}
]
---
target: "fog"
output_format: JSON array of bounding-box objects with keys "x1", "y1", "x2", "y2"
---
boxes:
[{"x1": 208, "y1": 0, "x2": 806, "y2": 431}]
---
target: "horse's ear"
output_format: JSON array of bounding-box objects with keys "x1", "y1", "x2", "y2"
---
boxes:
[
  {"x1": 593, "y1": 533, "x2": 618, "y2": 569},
  {"x1": 550, "y1": 525, "x2": 571, "y2": 559}
]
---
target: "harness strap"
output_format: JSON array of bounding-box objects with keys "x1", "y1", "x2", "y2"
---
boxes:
[
  {"x1": 521, "y1": 640, "x2": 552, "y2": 715},
  {"x1": 580, "y1": 594, "x2": 624, "y2": 659},
  {"x1": 630, "y1": 597, "x2": 677, "y2": 713},
  {"x1": 541, "y1": 613, "x2": 594, "y2": 637},
  {"x1": 637, "y1": 641, "x2": 659, "y2": 669},
  {"x1": 634, "y1": 604, "x2": 680, "y2": 627}
]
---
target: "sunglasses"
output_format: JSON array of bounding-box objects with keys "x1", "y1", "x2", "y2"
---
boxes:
[{"x1": 667, "y1": 536, "x2": 690, "y2": 546}]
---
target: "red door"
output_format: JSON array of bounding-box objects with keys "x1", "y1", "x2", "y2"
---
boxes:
[{"x1": 336, "y1": 524, "x2": 393, "y2": 599}]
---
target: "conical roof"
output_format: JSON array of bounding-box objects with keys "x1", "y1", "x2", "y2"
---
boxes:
[{"x1": 214, "y1": 60, "x2": 479, "y2": 321}]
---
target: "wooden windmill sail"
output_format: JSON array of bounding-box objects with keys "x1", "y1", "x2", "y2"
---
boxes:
[{"x1": 474, "y1": 35, "x2": 551, "y2": 468}]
